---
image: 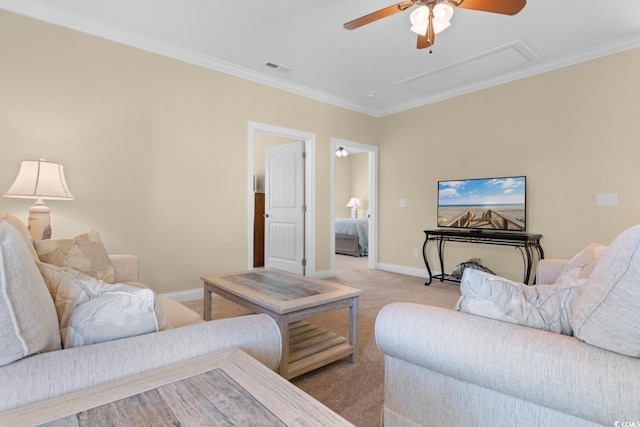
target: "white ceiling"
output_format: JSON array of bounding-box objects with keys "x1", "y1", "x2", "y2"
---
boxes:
[{"x1": 2, "y1": 0, "x2": 640, "y2": 117}]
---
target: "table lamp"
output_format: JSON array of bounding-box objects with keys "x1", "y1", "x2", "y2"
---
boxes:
[
  {"x1": 3, "y1": 159, "x2": 74, "y2": 240},
  {"x1": 346, "y1": 197, "x2": 361, "y2": 218}
]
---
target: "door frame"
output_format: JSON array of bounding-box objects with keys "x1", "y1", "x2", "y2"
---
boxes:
[
  {"x1": 330, "y1": 138, "x2": 378, "y2": 272},
  {"x1": 247, "y1": 121, "x2": 316, "y2": 276}
]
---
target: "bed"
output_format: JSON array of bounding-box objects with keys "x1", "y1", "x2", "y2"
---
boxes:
[{"x1": 335, "y1": 218, "x2": 369, "y2": 257}]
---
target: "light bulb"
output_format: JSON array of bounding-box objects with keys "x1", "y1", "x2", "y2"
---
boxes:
[
  {"x1": 433, "y1": 3, "x2": 454, "y2": 21},
  {"x1": 409, "y1": 6, "x2": 430, "y2": 35},
  {"x1": 433, "y1": 3, "x2": 454, "y2": 34},
  {"x1": 433, "y1": 20, "x2": 451, "y2": 34}
]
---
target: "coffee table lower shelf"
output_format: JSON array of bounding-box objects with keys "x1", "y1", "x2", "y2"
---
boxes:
[
  {"x1": 201, "y1": 268, "x2": 362, "y2": 379},
  {"x1": 289, "y1": 321, "x2": 353, "y2": 379}
]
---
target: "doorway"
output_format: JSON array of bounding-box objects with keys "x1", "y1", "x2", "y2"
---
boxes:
[
  {"x1": 247, "y1": 122, "x2": 316, "y2": 276},
  {"x1": 264, "y1": 141, "x2": 305, "y2": 274},
  {"x1": 330, "y1": 138, "x2": 378, "y2": 274}
]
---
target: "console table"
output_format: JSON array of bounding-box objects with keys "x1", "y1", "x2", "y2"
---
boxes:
[{"x1": 422, "y1": 229, "x2": 544, "y2": 286}]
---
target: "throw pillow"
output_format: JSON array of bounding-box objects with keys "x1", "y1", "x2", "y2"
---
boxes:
[
  {"x1": 37, "y1": 262, "x2": 167, "y2": 348},
  {"x1": 0, "y1": 219, "x2": 61, "y2": 366},
  {"x1": 555, "y1": 243, "x2": 607, "y2": 284},
  {"x1": 572, "y1": 225, "x2": 640, "y2": 357},
  {"x1": 0, "y1": 213, "x2": 39, "y2": 261},
  {"x1": 62, "y1": 267, "x2": 170, "y2": 332},
  {"x1": 34, "y1": 230, "x2": 116, "y2": 283},
  {"x1": 457, "y1": 268, "x2": 587, "y2": 335}
]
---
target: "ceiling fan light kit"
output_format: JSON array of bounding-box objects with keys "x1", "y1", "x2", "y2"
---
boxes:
[
  {"x1": 336, "y1": 147, "x2": 349, "y2": 157},
  {"x1": 344, "y1": 0, "x2": 526, "y2": 52},
  {"x1": 410, "y1": 4, "x2": 453, "y2": 36}
]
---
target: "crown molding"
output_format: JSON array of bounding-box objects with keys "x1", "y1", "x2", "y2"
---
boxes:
[
  {"x1": 2, "y1": 0, "x2": 640, "y2": 119},
  {"x1": 0, "y1": 1, "x2": 380, "y2": 117},
  {"x1": 380, "y1": 33, "x2": 640, "y2": 116}
]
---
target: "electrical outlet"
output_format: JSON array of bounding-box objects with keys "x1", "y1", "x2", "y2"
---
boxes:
[
  {"x1": 596, "y1": 193, "x2": 618, "y2": 206},
  {"x1": 412, "y1": 248, "x2": 419, "y2": 257},
  {"x1": 400, "y1": 199, "x2": 407, "y2": 208}
]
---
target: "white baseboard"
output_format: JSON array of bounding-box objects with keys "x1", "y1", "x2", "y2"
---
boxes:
[
  {"x1": 377, "y1": 263, "x2": 438, "y2": 279},
  {"x1": 315, "y1": 263, "x2": 435, "y2": 280},
  {"x1": 160, "y1": 288, "x2": 202, "y2": 302},
  {"x1": 313, "y1": 269, "x2": 334, "y2": 279},
  {"x1": 161, "y1": 264, "x2": 437, "y2": 301}
]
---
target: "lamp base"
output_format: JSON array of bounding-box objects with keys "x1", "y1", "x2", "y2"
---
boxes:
[
  {"x1": 351, "y1": 207, "x2": 358, "y2": 219},
  {"x1": 27, "y1": 205, "x2": 52, "y2": 240}
]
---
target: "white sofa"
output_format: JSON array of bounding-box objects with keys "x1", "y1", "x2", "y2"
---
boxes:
[
  {"x1": 0, "y1": 214, "x2": 281, "y2": 413},
  {"x1": 376, "y1": 226, "x2": 640, "y2": 426}
]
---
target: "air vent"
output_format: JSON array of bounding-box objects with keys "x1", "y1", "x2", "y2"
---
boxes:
[{"x1": 264, "y1": 62, "x2": 291, "y2": 73}]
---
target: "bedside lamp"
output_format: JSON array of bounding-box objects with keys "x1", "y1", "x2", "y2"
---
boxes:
[
  {"x1": 346, "y1": 197, "x2": 361, "y2": 218},
  {"x1": 3, "y1": 159, "x2": 74, "y2": 240}
]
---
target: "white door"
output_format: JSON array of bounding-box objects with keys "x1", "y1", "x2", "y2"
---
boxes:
[{"x1": 264, "y1": 141, "x2": 305, "y2": 275}]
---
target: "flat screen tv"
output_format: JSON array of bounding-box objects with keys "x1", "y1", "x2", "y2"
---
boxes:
[{"x1": 437, "y1": 176, "x2": 526, "y2": 232}]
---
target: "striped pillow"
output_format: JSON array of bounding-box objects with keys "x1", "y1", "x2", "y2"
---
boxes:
[
  {"x1": 0, "y1": 219, "x2": 61, "y2": 366},
  {"x1": 572, "y1": 225, "x2": 640, "y2": 357}
]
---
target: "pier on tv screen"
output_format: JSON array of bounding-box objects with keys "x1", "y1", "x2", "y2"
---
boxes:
[{"x1": 437, "y1": 176, "x2": 526, "y2": 231}]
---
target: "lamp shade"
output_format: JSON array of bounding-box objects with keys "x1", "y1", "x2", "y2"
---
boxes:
[
  {"x1": 433, "y1": 3, "x2": 453, "y2": 34},
  {"x1": 346, "y1": 197, "x2": 362, "y2": 208},
  {"x1": 336, "y1": 147, "x2": 348, "y2": 157},
  {"x1": 409, "y1": 6, "x2": 430, "y2": 35},
  {"x1": 4, "y1": 159, "x2": 74, "y2": 201}
]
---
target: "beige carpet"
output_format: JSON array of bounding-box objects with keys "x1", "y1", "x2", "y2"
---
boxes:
[{"x1": 182, "y1": 255, "x2": 461, "y2": 427}]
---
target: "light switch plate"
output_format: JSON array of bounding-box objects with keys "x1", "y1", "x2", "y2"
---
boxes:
[{"x1": 596, "y1": 193, "x2": 618, "y2": 206}]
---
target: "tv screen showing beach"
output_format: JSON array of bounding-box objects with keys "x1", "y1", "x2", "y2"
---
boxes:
[{"x1": 437, "y1": 176, "x2": 526, "y2": 231}]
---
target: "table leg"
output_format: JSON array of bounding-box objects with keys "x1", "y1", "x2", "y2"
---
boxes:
[
  {"x1": 530, "y1": 243, "x2": 545, "y2": 284},
  {"x1": 523, "y1": 244, "x2": 533, "y2": 285},
  {"x1": 422, "y1": 238, "x2": 433, "y2": 286},
  {"x1": 536, "y1": 243, "x2": 545, "y2": 260},
  {"x1": 348, "y1": 296, "x2": 359, "y2": 363},
  {"x1": 437, "y1": 237, "x2": 446, "y2": 282},
  {"x1": 276, "y1": 314, "x2": 290, "y2": 379},
  {"x1": 203, "y1": 285, "x2": 212, "y2": 321}
]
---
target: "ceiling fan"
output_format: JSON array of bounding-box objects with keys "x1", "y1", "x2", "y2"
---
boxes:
[{"x1": 344, "y1": 0, "x2": 526, "y2": 52}]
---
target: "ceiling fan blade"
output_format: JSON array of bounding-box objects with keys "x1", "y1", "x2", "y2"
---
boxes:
[
  {"x1": 450, "y1": 0, "x2": 526, "y2": 15},
  {"x1": 344, "y1": 1, "x2": 414, "y2": 30}
]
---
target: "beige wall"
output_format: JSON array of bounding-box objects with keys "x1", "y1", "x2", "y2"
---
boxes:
[
  {"x1": 2, "y1": 9, "x2": 639, "y2": 290},
  {"x1": 335, "y1": 156, "x2": 351, "y2": 218},
  {"x1": 379, "y1": 48, "x2": 640, "y2": 280},
  {"x1": 335, "y1": 152, "x2": 369, "y2": 218},
  {"x1": 350, "y1": 152, "x2": 369, "y2": 218},
  {"x1": 0, "y1": 10, "x2": 380, "y2": 293}
]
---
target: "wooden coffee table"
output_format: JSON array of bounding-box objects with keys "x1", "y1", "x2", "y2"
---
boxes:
[
  {"x1": 0, "y1": 348, "x2": 353, "y2": 426},
  {"x1": 202, "y1": 268, "x2": 363, "y2": 380}
]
